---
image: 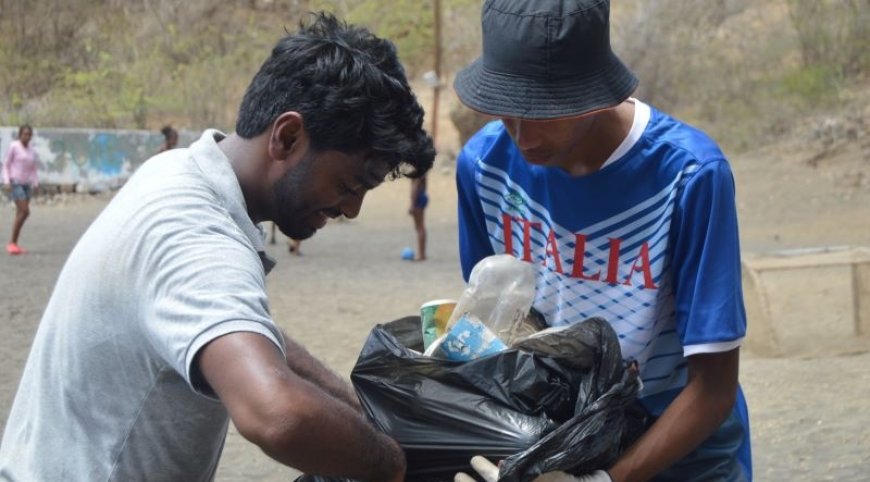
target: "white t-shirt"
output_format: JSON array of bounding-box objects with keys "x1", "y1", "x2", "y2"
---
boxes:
[{"x1": 0, "y1": 130, "x2": 285, "y2": 481}]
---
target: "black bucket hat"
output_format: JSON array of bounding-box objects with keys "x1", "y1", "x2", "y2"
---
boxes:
[{"x1": 454, "y1": 0, "x2": 638, "y2": 120}]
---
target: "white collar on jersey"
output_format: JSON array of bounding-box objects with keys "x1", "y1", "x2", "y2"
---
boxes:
[{"x1": 600, "y1": 98, "x2": 651, "y2": 169}]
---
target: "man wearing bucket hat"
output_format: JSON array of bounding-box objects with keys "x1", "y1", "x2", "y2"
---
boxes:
[{"x1": 453, "y1": 1, "x2": 751, "y2": 481}]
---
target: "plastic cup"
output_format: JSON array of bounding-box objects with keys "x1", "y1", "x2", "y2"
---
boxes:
[{"x1": 420, "y1": 299, "x2": 457, "y2": 349}]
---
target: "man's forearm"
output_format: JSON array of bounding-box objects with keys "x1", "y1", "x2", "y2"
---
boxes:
[
  {"x1": 607, "y1": 350, "x2": 739, "y2": 482},
  {"x1": 202, "y1": 332, "x2": 402, "y2": 480},
  {"x1": 282, "y1": 331, "x2": 362, "y2": 412},
  {"x1": 256, "y1": 382, "x2": 405, "y2": 481}
]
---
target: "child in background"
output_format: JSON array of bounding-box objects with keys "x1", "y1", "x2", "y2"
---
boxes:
[
  {"x1": 408, "y1": 176, "x2": 428, "y2": 261},
  {"x1": 3, "y1": 125, "x2": 39, "y2": 255}
]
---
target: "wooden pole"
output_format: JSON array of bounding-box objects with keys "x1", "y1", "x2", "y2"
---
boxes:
[{"x1": 431, "y1": 0, "x2": 442, "y2": 146}]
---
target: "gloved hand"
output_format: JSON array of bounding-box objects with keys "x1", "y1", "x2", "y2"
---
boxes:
[
  {"x1": 455, "y1": 456, "x2": 499, "y2": 482},
  {"x1": 454, "y1": 456, "x2": 612, "y2": 482},
  {"x1": 533, "y1": 470, "x2": 612, "y2": 482}
]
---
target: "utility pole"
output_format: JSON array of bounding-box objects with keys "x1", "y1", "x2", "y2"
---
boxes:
[{"x1": 431, "y1": 0, "x2": 443, "y2": 146}]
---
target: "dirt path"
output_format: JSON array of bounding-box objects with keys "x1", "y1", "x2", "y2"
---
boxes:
[{"x1": 1, "y1": 165, "x2": 869, "y2": 481}]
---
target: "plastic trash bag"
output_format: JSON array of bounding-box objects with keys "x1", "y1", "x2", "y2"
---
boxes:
[
  {"x1": 499, "y1": 321, "x2": 645, "y2": 481},
  {"x1": 296, "y1": 316, "x2": 643, "y2": 482},
  {"x1": 354, "y1": 317, "x2": 566, "y2": 481}
]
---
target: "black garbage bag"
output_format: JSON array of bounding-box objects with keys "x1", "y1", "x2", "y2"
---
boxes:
[
  {"x1": 497, "y1": 319, "x2": 645, "y2": 481},
  {"x1": 296, "y1": 316, "x2": 643, "y2": 482}
]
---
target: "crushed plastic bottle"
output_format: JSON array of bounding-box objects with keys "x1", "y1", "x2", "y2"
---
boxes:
[{"x1": 445, "y1": 254, "x2": 537, "y2": 346}]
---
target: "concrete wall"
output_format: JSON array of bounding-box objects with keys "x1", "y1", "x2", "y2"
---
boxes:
[{"x1": 0, "y1": 127, "x2": 198, "y2": 191}]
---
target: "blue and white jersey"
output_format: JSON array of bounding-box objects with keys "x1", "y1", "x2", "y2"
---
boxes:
[{"x1": 456, "y1": 100, "x2": 751, "y2": 479}]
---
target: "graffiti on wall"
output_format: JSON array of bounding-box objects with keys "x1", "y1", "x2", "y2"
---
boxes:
[{"x1": 0, "y1": 127, "x2": 198, "y2": 190}]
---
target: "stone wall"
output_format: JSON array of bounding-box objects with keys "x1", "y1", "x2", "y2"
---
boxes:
[{"x1": 0, "y1": 127, "x2": 198, "y2": 191}]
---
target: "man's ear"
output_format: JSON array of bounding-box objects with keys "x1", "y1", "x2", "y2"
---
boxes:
[{"x1": 268, "y1": 111, "x2": 306, "y2": 165}]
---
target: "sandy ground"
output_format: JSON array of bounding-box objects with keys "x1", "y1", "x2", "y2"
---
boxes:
[{"x1": 1, "y1": 138, "x2": 869, "y2": 481}]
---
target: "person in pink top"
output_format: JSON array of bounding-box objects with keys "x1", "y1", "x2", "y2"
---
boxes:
[{"x1": 2, "y1": 124, "x2": 39, "y2": 255}]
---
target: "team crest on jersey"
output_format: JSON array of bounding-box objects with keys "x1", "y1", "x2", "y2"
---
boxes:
[{"x1": 504, "y1": 190, "x2": 525, "y2": 213}]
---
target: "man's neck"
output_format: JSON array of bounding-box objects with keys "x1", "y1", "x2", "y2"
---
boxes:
[
  {"x1": 561, "y1": 101, "x2": 635, "y2": 177},
  {"x1": 220, "y1": 133, "x2": 267, "y2": 223}
]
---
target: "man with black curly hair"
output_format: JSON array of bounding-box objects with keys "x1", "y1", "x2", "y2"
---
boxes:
[{"x1": 0, "y1": 13, "x2": 433, "y2": 482}]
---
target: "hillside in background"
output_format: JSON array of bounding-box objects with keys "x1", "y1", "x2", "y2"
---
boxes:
[{"x1": 0, "y1": 0, "x2": 867, "y2": 157}]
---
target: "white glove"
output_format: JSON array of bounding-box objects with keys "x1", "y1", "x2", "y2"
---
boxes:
[
  {"x1": 533, "y1": 469, "x2": 612, "y2": 482},
  {"x1": 455, "y1": 456, "x2": 499, "y2": 482},
  {"x1": 454, "y1": 456, "x2": 612, "y2": 482}
]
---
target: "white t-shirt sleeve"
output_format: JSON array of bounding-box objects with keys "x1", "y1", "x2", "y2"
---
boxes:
[{"x1": 138, "y1": 196, "x2": 285, "y2": 398}]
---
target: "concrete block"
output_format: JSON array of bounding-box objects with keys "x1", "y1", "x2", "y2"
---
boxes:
[{"x1": 742, "y1": 246, "x2": 870, "y2": 357}]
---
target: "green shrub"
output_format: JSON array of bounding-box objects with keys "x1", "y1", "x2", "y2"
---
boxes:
[{"x1": 777, "y1": 65, "x2": 840, "y2": 106}]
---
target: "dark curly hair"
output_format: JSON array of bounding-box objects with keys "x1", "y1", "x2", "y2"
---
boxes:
[
  {"x1": 235, "y1": 12, "x2": 434, "y2": 179},
  {"x1": 160, "y1": 125, "x2": 177, "y2": 139}
]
